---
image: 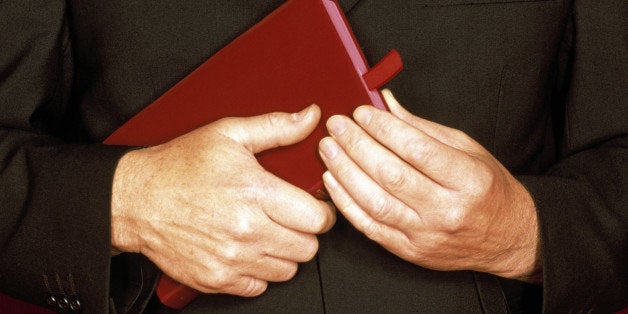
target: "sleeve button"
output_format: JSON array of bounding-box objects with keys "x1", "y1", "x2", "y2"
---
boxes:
[
  {"x1": 46, "y1": 294, "x2": 57, "y2": 307},
  {"x1": 57, "y1": 295, "x2": 70, "y2": 310},
  {"x1": 69, "y1": 297, "x2": 82, "y2": 311}
]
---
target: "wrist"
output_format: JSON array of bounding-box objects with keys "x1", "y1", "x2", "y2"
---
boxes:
[
  {"x1": 111, "y1": 148, "x2": 146, "y2": 254},
  {"x1": 513, "y1": 185, "x2": 543, "y2": 284},
  {"x1": 493, "y1": 181, "x2": 543, "y2": 284}
]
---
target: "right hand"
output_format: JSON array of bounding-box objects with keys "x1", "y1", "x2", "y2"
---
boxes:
[{"x1": 110, "y1": 104, "x2": 335, "y2": 297}]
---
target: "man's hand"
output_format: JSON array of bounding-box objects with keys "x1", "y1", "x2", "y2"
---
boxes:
[
  {"x1": 318, "y1": 90, "x2": 541, "y2": 282},
  {"x1": 111, "y1": 105, "x2": 335, "y2": 297}
]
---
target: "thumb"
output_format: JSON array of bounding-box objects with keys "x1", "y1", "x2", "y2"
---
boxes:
[{"x1": 218, "y1": 104, "x2": 321, "y2": 154}]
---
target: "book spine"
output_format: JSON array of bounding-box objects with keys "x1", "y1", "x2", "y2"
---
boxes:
[{"x1": 322, "y1": 0, "x2": 386, "y2": 109}]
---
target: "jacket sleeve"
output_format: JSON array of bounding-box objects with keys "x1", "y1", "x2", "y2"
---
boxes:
[
  {"x1": 0, "y1": 1, "x2": 158, "y2": 313},
  {"x1": 517, "y1": 1, "x2": 627, "y2": 312}
]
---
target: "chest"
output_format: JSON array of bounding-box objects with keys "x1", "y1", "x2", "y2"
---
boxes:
[{"x1": 69, "y1": 0, "x2": 569, "y2": 171}]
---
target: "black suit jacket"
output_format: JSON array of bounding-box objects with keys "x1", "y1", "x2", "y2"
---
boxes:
[{"x1": 0, "y1": 0, "x2": 626, "y2": 313}]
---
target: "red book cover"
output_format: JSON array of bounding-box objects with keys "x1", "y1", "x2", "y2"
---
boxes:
[{"x1": 105, "y1": 0, "x2": 401, "y2": 309}]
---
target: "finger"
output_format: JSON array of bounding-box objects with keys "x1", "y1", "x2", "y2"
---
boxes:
[
  {"x1": 240, "y1": 255, "x2": 300, "y2": 283},
  {"x1": 188, "y1": 267, "x2": 268, "y2": 297},
  {"x1": 219, "y1": 275, "x2": 268, "y2": 297},
  {"x1": 322, "y1": 171, "x2": 411, "y2": 251},
  {"x1": 323, "y1": 115, "x2": 443, "y2": 208},
  {"x1": 217, "y1": 104, "x2": 321, "y2": 154},
  {"x1": 350, "y1": 105, "x2": 480, "y2": 190},
  {"x1": 259, "y1": 175, "x2": 336, "y2": 234},
  {"x1": 319, "y1": 138, "x2": 421, "y2": 231},
  {"x1": 257, "y1": 224, "x2": 320, "y2": 263},
  {"x1": 189, "y1": 247, "x2": 297, "y2": 295},
  {"x1": 382, "y1": 89, "x2": 478, "y2": 152}
]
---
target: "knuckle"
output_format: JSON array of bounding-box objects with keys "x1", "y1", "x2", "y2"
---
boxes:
[
  {"x1": 238, "y1": 277, "x2": 267, "y2": 297},
  {"x1": 465, "y1": 163, "x2": 495, "y2": 198},
  {"x1": 367, "y1": 193, "x2": 394, "y2": 222},
  {"x1": 451, "y1": 128, "x2": 472, "y2": 143},
  {"x1": 211, "y1": 117, "x2": 249, "y2": 143},
  {"x1": 346, "y1": 136, "x2": 368, "y2": 155},
  {"x1": 231, "y1": 213, "x2": 258, "y2": 241},
  {"x1": 377, "y1": 120, "x2": 397, "y2": 138},
  {"x1": 442, "y1": 207, "x2": 469, "y2": 232},
  {"x1": 379, "y1": 164, "x2": 408, "y2": 193},
  {"x1": 300, "y1": 236, "x2": 319, "y2": 262},
  {"x1": 278, "y1": 263, "x2": 299, "y2": 281},
  {"x1": 361, "y1": 219, "x2": 381, "y2": 241},
  {"x1": 308, "y1": 211, "x2": 327, "y2": 233},
  {"x1": 266, "y1": 112, "x2": 284, "y2": 129},
  {"x1": 407, "y1": 138, "x2": 435, "y2": 165},
  {"x1": 212, "y1": 117, "x2": 238, "y2": 135},
  {"x1": 212, "y1": 117, "x2": 230, "y2": 129},
  {"x1": 220, "y1": 244, "x2": 241, "y2": 264},
  {"x1": 309, "y1": 207, "x2": 334, "y2": 233},
  {"x1": 208, "y1": 269, "x2": 235, "y2": 290}
]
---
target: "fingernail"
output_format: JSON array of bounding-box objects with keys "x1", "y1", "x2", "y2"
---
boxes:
[
  {"x1": 327, "y1": 116, "x2": 346, "y2": 136},
  {"x1": 353, "y1": 106, "x2": 373, "y2": 125},
  {"x1": 381, "y1": 89, "x2": 393, "y2": 101},
  {"x1": 381, "y1": 89, "x2": 400, "y2": 109},
  {"x1": 319, "y1": 138, "x2": 339, "y2": 159},
  {"x1": 292, "y1": 104, "x2": 313, "y2": 122}
]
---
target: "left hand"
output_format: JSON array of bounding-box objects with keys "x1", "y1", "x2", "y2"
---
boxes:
[{"x1": 318, "y1": 90, "x2": 541, "y2": 282}]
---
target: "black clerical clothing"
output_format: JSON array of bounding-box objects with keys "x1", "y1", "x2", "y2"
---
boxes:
[{"x1": 0, "y1": 0, "x2": 626, "y2": 313}]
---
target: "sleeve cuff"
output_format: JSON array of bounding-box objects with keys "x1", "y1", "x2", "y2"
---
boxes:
[{"x1": 518, "y1": 175, "x2": 627, "y2": 313}]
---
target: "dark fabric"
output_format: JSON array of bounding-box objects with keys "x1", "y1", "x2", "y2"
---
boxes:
[{"x1": 1, "y1": 0, "x2": 626, "y2": 313}]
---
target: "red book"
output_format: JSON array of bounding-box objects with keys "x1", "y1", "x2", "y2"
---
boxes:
[{"x1": 105, "y1": 0, "x2": 402, "y2": 309}]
